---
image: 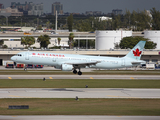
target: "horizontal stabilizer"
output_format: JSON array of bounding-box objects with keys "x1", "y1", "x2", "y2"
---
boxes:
[
  {"x1": 131, "y1": 62, "x2": 143, "y2": 65},
  {"x1": 131, "y1": 61, "x2": 146, "y2": 65}
]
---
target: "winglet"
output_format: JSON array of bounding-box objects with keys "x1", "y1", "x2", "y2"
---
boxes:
[{"x1": 124, "y1": 41, "x2": 146, "y2": 60}]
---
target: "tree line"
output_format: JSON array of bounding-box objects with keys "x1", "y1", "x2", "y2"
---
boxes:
[
  {"x1": 70, "y1": 8, "x2": 160, "y2": 31},
  {"x1": 1, "y1": 8, "x2": 160, "y2": 31}
]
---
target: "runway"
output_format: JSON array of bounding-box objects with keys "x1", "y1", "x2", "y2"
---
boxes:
[
  {"x1": 1, "y1": 74, "x2": 160, "y2": 119},
  {"x1": 0, "y1": 88, "x2": 160, "y2": 98},
  {"x1": 0, "y1": 115, "x2": 160, "y2": 120},
  {"x1": 1, "y1": 75, "x2": 160, "y2": 79}
]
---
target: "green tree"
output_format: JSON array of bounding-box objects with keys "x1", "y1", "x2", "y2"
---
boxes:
[
  {"x1": 130, "y1": 10, "x2": 137, "y2": 30},
  {"x1": 68, "y1": 33, "x2": 74, "y2": 49},
  {"x1": 136, "y1": 10, "x2": 151, "y2": 31},
  {"x1": 46, "y1": 21, "x2": 51, "y2": 29},
  {"x1": 75, "y1": 19, "x2": 93, "y2": 31},
  {"x1": 124, "y1": 9, "x2": 131, "y2": 28},
  {"x1": 37, "y1": 34, "x2": 51, "y2": 48},
  {"x1": 122, "y1": 10, "x2": 151, "y2": 31},
  {"x1": 21, "y1": 36, "x2": 35, "y2": 48},
  {"x1": 2, "y1": 44, "x2": 8, "y2": 49},
  {"x1": 106, "y1": 19, "x2": 113, "y2": 30},
  {"x1": 67, "y1": 14, "x2": 73, "y2": 32},
  {"x1": 112, "y1": 15, "x2": 122, "y2": 30},
  {"x1": 58, "y1": 37, "x2": 61, "y2": 45},
  {"x1": 150, "y1": 7, "x2": 160, "y2": 30},
  {"x1": 119, "y1": 36, "x2": 157, "y2": 49},
  {"x1": 36, "y1": 25, "x2": 43, "y2": 30},
  {"x1": 0, "y1": 40, "x2": 4, "y2": 47}
]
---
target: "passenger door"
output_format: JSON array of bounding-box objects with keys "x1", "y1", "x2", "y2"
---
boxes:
[
  {"x1": 52, "y1": 57, "x2": 56, "y2": 62},
  {"x1": 25, "y1": 52, "x2": 29, "y2": 60},
  {"x1": 121, "y1": 59, "x2": 125, "y2": 66}
]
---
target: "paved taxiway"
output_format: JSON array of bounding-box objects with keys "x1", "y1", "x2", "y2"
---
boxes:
[
  {"x1": 1, "y1": 75, "x2": 160, "y2": 79},
  {"x1": 0, "y1": 88, "x2": 160, "y2": 98},
  {"x1": 0, "y1": 115, "x2": 160, "y2": 120}
]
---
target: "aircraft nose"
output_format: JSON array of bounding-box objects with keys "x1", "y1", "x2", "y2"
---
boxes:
[{"x1": 11, "y1": 56, "x2": 15, "y2": 61}]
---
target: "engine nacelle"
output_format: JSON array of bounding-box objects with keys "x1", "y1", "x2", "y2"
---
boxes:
[{"x1": 61, "y1": 64, "x2": 73, "y2": 71}]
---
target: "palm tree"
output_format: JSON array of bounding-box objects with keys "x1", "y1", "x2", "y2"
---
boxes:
[
  {"x1": 68, "y1": 33, "x2": 74, "y2": 49},
  {"x1": 58, "y1": 37, "x2": 61, "y2": 45}
]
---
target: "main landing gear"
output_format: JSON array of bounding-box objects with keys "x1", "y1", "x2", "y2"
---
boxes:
[{"x1": 73, "y1": 69, "x2": 82, "y2": 75}]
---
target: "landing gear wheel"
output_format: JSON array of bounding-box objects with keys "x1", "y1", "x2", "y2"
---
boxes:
[
  {"x1": 73, "y1": 69, "x2": 77, "y2": 74},
  {"x1": 78, "y1": 71, "x2": 82, "y2": 75}
]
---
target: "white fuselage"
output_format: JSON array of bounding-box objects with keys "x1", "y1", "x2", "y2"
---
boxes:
[{"x1": 11, "y1": 51, "x2": 143, "y2": 69}]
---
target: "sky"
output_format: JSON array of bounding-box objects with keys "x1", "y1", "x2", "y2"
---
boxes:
[{"x1": 1, "y1": 0, "x2": 160, "y2": 14}]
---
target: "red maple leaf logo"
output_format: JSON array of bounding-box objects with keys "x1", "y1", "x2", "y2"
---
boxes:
[{"x1": 133, "y1": 48, "x2": 142, "y2": 56}]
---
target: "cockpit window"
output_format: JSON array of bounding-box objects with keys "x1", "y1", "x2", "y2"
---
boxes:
[{"x1": 16, "y1": 54, "x2": 22, "y2": 56}]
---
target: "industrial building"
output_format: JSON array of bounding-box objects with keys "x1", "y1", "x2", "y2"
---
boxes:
[
  {"x1": 96, "y1": 31, "x2": 132, "y2": 50},
  {"x1": 144, "y1": 31, "x2": 160, "y2": 49}
]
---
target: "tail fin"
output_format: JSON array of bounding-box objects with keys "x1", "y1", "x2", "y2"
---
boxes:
[{"x1": 124, "y1": 41, "x2": 146, "y2": 60}]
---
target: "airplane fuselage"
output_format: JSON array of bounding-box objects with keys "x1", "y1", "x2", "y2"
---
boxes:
[
  {"x1": 11, "y1": 41, "x2": 146, "y2": 75},
  {"x1": 12, "y1": 51, "x2": 142, "y2": 69}
]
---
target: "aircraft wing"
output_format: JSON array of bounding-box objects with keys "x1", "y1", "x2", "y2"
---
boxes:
[{"x1": 65, "y1": 61, "x2": 101, "y2": 68}]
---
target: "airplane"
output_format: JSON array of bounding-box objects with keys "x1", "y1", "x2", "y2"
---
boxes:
[{"x1": 11, "y1": 41, "x2": 146, "y2": 75}]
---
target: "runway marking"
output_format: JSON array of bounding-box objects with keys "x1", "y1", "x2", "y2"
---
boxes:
[
  {"x1": 90, "y1": 77, "x2": 94, "y2": 79},
  {"x1": 8, "y1": 77, "x2": 12, "y2": 79},
  {"x1": 9, "y1": 95, "x2": 23, "y2": 98},
  {"x1": 107, "y1": 95, "x2": 119, "y2": 97},
  {"x1": 9, "y1": 95, "x2": 34, "y2": 98},
  {"x1": 49, "y1": 77, "x2": 53, "y2": 79},
  {"x1": 107, "y1": 95, "x2": 136, "y2": 98},
  {"x1": 130, "y1": 77, "x2": 134, "y2": 79}
]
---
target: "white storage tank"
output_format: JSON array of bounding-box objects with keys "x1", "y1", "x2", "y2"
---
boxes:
[
  {"x1": 95, "y1": 30, "x2": 132, "y2": 50},
  {"x1": 144, "y1": 30, "x2": 160, "y2": 49}
]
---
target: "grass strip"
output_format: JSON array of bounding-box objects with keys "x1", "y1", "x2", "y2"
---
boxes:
[
  {"x1": 0, "y1": 79, "x2": 160, "y2": 88},
  {"x1": 0, "y1": 98, "x2": 160, "y2": 115}
]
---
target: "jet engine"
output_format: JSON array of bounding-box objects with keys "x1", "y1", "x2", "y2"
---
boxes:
[{"x1": 61, "y1": 64, "x2": 73, "y2": 71}]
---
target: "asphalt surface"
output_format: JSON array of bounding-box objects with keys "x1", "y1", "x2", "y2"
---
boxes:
[
  {"x1": 0, "y1": 88, "x2": 160, "y2": 98},
  {"x1": 1, "y1": 75, "x2": 160, "y2": 79},
  {"x1": 0, "y1": 115, "x2": 160, "y2": 120}
]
